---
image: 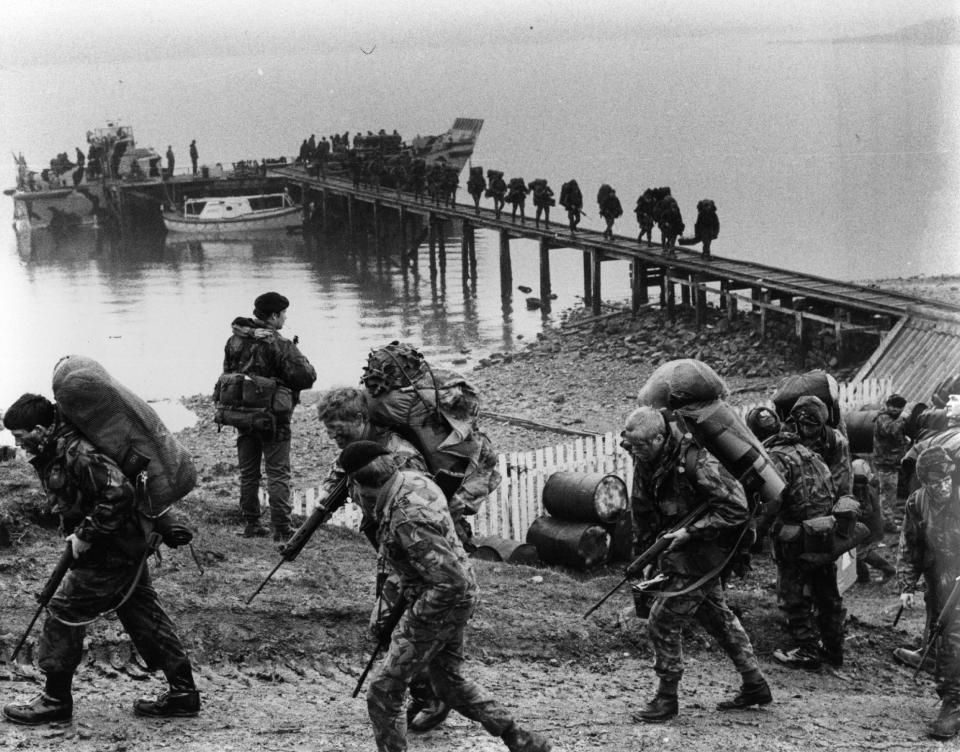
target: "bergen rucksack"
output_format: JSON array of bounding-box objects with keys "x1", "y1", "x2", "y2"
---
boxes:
[{"x1": 52, "y1": 354, "x2": 197, "y2": 518}]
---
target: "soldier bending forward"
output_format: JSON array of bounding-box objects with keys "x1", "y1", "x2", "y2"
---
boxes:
[{"x1": 338, "y1": 441, "x2": 550, "y2": 752}]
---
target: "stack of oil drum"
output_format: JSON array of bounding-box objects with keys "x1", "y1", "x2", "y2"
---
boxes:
[{"x1": 525, "y1": 471, "x2": 629, "y2": 570}]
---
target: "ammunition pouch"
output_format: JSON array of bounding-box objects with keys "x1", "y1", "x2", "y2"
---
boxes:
[
  {"x1": 214, "y1": 405, "x2": 276, "y2": 434},
  {"x1": 801, "y1": 515, "x2": 836, "y2": 555},
  {"x1": 777, "y1": 522, "x2": 806, "y2": 561},
  {"x1": 214, "y1": 373, "x2": 293, "y2": 415}
]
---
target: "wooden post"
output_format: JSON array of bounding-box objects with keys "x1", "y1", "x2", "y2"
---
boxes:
[
  {"x1": 631, "y1": 261, "x2": 641, "y2": 314},
  {"x1": 461, "y1": 221, "x2": 470, "y2": 285},
  {"x1": 666, "y1": 268, "x2": 676, "y2": 320},
  {"x1": 639, "y1": 262, "x2": 649, "y2": 305},
  {"x1": 438, "y1": 219, "x2": 446, "y2": 274},
  {"x1": 582, "y1": 252, "x2": 592, "y2": 308},
  {"x1": 759, "y1": 291, "x2": 771, "y2": 337},
  {"x1": 301, "y1": 182, "x2": 310, "y2": 224},
  {"x1": 539, "y1": 238, "x2": 552, "y2": 310},
  {"x1": 373, "y1": 200, "x2": 380, "y2": 255},
  {"x1": 321, "y1": 187, "x2": 327, "y2": 226},
  {"x1": 347, "y1": 194, "x2": 354, "y2": 232},
  {"x1": 591, "y1": 250, "x2": 602, "y2": 317},
  {"x1": 680, "y1": 273, "x2": 691, "y2": 307},
  {"x1": 795, "y1": 310, "x2": 807, "y2": 368},
  {"x1": 468, "y1": 225, "x2": 477, "y2": 281},
  {"x1": 720, "y1": 279, "x2": 729, "y2": 311},
  {"x1": 499, "y1": 230, "x2": 512, "y2": 299},
  {"x1": 727, "y1": 287, "x2": 738, "y2": 323},
  {"x1": 695, "y1": 274, "x2": 707, "y2": 330},
  {"x1": 428, "y1": 215, "x2": 437, "y2": 278}
]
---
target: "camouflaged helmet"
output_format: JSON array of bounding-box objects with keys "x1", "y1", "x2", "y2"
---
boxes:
[
  {"x1": 916, "y1": 446, "x2": 956, "y2": 484},
  {"x1": 790, "y1": 395, "x2": 829, "y2": 427},
  {"x1": 360, "y1": 341, "x2": 427, "y2": 396},
  {"x1": 745, "y1": 406, "x2": 780, "y2": 441}
]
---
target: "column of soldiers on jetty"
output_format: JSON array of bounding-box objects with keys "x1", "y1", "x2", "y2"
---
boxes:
[
  {"x1": 291, "y1": 127, "x2": 721, "y2": 257},
  {"x1": 4, "y1": 287, "x2": 960, "y2": 743}
]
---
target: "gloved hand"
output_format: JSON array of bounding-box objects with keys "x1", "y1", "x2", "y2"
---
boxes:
[{"x1": 66, "y1": 533, "x2": 91, "y2": 559}]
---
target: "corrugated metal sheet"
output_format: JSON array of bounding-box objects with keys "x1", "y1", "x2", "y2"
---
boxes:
[{"x1": 853, "y1": 316, "x2": 960, "y2": 402}]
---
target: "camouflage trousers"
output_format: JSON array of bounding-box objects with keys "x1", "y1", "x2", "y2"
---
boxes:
[
  {"x1": 647, "y1": 573, "x2": 760, "y2": 683},
  {"x1": 876, "y1": 469, "x2": 902, "y2": 528},
  {"x1": 775, "y1": 555, "x2": 845, "y2": 651},
  {"x1": 926, "y1": 577, "x2": 960, "y2": 703},
  {"x1": 39, "y1": 561, "x2": 192, "y2": 681},
  {"x1": 367, "y1": 597, "x2": 514, "y2": 752}
]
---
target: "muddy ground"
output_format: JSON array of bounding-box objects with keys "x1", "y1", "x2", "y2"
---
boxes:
[{"x1": 1, "y1": 277, "x2": 958, "y2": 751}]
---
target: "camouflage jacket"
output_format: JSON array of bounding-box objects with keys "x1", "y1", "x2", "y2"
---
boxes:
[
  {"x1": 222, "y1": 316, "x2": 316, "y2": 437},
  {"x1": 631, "y1": 426, "x2": 749, "y2": 576},
  {"x1": 761, "y1": 432, "x2": 837, "y2": 529},
  {"x1": 29, "y1": 421, "x2": 142, "y2": 558},
  {"x1": 374, "y1": 470, "x2": 478, "y2": 610},
  {"x1": 800, "y1": 427, "x2": 852, "y2": 496},
  {"x1": 897, "y1": 485, "x2": 960, "y2": 596},
  {"x1": 873, "y1": 408, "x2": 911, "y2": 470}
]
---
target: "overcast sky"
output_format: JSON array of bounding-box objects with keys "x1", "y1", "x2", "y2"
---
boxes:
[{"x1": 2, "y1": 0, "x2": 957, "y2": 66}]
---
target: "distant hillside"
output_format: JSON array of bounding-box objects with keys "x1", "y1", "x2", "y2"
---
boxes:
[{"x1": 838, "y1": 16, "x2": 959, "y2": 45}]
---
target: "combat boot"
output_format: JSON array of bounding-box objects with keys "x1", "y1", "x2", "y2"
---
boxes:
[
  {"x1": 929, "y1": 700, "x2": 960, "y2": 740},
  {"x1": 893, "y1": 647, "x2": 935, "y2": 674},
  {"x1": 2, "y1": 693, "x2": 73, "y2": 725},
  {"x1": 272, "y1": 524, "x2": 292, "y2": 543},
  {"x1": 501, "y1": 722, "x2": 552, "y2": 752},
  {"x1": 133, "y1": 688, "x2": 200, "y2": 718},
  {"x1": 633, "y1": 693, "x2": 679, "y2": 723},
  {"x1": 772, "y1": 645, "x2": 821, "y2": 671},
  {"x1": 239, "y1": 521, "x2": 269, "y2": 538},
  {"x1": 408, "y1": 698, "x2": 450, "y2": 733},
  {"x1": 716, "y1": 679, "x2": 773, "y2": 711},
  {"x1": 819, "y1": 641, "x2": 844, "y2": 668}
]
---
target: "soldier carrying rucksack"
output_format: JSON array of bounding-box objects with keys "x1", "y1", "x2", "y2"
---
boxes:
[{"x1": 559, "y1": 179, "x2": 583, "y2": 232}]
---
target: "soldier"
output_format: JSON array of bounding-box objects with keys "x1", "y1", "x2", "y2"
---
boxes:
[
  {"x1": 2, "y1": 395, "x2": 199, "y2": 725},
  {"x1": 851, "y1": 458, "x2": 896, "y2": 583},
  {"x1": 486, "y1": 170, "x2": 507, "y2": 219},
  {"x1": 223, "y1": 292, "x2": 316, "y2": 540},
  {"x1": 634, "y1": 189, "x2": 656, "y2": 244},
  {"x1": 467, "y1": 167, "x2": 486, "y2": 215},
  {"x1": 339, "y1": 441, "x2": 551, "y2": 752},
  {"x1": 788, "y1": 396, "x2": 852, "y2": 496},
  {"x1": 189, "y1": 140, "x2": 199, "y2": 176},
  {"x1": 678, "y1": 199, "x2": 719, "y2": 259},
  {"x1": 621, "y1": 406, "x2": 772, "y2": 723},
  {"x1": 558, "y1": 179, "x2": 583, "y2": 233},
  {"x1": 896, "y1": 446, "x2": 960, "y2": 740},
  {"x1": 505, "y1": 178, "x2": 528, "y2": 222},
  {"x1": 598, "y1": 185, "x2": 622, "y2": 240},
  {"x1": 528, "y1": 179, "x2": 554, "y2": 229},
  {"x1": 313, "y1": 388, "x2": 450, "y2": 733},
  {"x1": 746, "y1": 407, "x2": 847, "y2": 670},
  {"x1": 874, "y1": 394, "x2": 912, "y2": 531}
]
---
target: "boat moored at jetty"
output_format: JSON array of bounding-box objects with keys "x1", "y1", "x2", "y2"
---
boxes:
[{"x1": 162, "y1": 191, "x2": 301, "y2": 233}]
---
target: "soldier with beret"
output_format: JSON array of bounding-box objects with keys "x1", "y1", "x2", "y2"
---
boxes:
[
  {"x1": 223, "y1": 291, "x2": 316, "y2": 540},
  {"x1": 896, "y1": 446, "x2": 960, "y2": 740},
  {"x1": 339, "y1": 440, "x2": 551, "y2": 752}
]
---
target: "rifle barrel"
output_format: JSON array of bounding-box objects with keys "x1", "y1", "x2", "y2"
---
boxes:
[{"x1": 245, "y1": 559, "x2": 285, "y2": 605}]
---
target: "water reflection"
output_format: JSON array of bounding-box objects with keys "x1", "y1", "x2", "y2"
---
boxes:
[{"x1": 8, "y1": 221, "x2": 611, "y2": 402}]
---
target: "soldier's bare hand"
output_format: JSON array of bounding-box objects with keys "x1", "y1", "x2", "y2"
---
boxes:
[
  {"x1": 663, "y1": 528, "x2": 691, "y2": 551},
  {"x1": 66, "y1": 533, "x2": 91, "y2": 559},
  {"x1": 900, "y1": 592, "x2": 916, "y2": 609}
]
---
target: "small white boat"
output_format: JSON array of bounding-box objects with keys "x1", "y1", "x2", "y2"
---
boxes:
[{"x1": 163, "y1": 192, "x2": 300, "y2": 233}]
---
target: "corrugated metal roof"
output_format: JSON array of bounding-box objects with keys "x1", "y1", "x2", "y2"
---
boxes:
[{"x1": 852, "y1": 316, "x2": 960, "y2": 402}]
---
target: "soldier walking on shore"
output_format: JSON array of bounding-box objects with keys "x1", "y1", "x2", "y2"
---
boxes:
[
  {"x1": 339, "y1": 441, "x2": 551, "y2": 752},
  {"x1": 2, "y1": 395, "x2": 200, "y2": 725},
  {"x1": 621, "y1": 406, "x2": 772, "y2": 723}
]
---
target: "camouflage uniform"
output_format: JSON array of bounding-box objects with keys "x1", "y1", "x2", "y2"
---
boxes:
[
  {"x1": 852, "y1": 470, "x2": 895, "y2": 580},
  {"x1": 874, "y1": 406, "x2": 911, "y2": 525},
  {"x1": 791, "y1": 395, "x2": 852, "y2": 496},
  {"x1": 367, "y1": 470, "x2": 521, "y2": 752},
  {"x1": 29, "y1": 423, "x2": 193, "y2": 684},
  {"x1": 631, "y1": 427, "x2": 761, "y2": 684},
  {"x1": 761, "y1": 433, "x2": 846, "y2": 655},
  {"x1": 897, "y1": 484, "x2": 960, "y2": 704},
  {"x1": 223, "y1": 316, "x2": 316, "y2": 531}
]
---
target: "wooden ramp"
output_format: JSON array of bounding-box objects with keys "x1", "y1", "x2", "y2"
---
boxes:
[{"x1": 851, "y1": 311, "x2": 960, "y2": 402}]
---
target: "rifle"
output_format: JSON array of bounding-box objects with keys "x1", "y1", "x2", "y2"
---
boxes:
[
  {"x1": 11, "y1": 542, "x2": 73, "y2": 661},
  {"x1": 245, "y1": 477, "x2": 349, "y2": 604},
  {"x1": 892, "y1": 603, "x2": 905, "y2": 628},
  {"x1": 352, "y1": 595, "x2": 408, "y2": 698},
  {"x1": 584, "y1": 501, "x2": 709, "y2": 619},
  {"x1": 914, "y1": 575, "x2": 960, "y2": 680}
]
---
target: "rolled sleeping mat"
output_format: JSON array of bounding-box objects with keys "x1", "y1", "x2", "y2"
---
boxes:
[
  {"x1": 674, "y1": 399, "x2": 786, "y2": 507},
  {"x1": 526, "y1": 516, "x2": 609, "y2": 570},
  {"x1": 637, "y1": 358, "x2": 728, "y2": 410},
  {"x1": 542, "y1": 471, "x2": 627, "y2": 524},
  {"x1": 845, "y1": 410, "x2": 879, "y2": 455}
]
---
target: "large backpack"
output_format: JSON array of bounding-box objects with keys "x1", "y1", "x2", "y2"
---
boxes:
[{"x1": 52, "y1": 354, "x2": 197, "y2": 518}]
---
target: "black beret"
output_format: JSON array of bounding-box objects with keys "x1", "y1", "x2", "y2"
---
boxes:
[
  {"x1": 339, "y1": 440, "x2": 391, "y2": 475},
  {"x1": 254, "y1": 291, "x2": 289, "y2": 315},
  {"x1": 885, "y1": 394, "x2": 907, "y2": 409}
]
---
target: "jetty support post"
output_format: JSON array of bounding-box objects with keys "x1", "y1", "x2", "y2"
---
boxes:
[
  {"x1": 795, "y1": 308, "x2": 808, "y2": 368},
  {"x1": 631, "y1": 260, "x2": 649, "y2": 314},
  {"x1": 582, "y1": 252, "x2": 592, "y2": 308},
  {"x1": 461, "y1": 220, "x2": 470, "y2": 286},
  {"x1": 347, "y1": 194, "x2": 355, "y2": 233},
  {"x1": 591, "y1": 250, "x2": 602, "y2": 317},
  {"x1": 437, "y1": 218, "x2": 446, "y2": 275},
  {"x1": 539, "y1": 238, "x2": 552, "y2": 311},
  {"x1": 468, "y1": 223, "x2": 477, "y2": 282},
  {"x1": 499, "y1": 230, "x2": 512, "y2": 299},
  {"x1": 695, "y1": 274, "x2": 708, "y2": 330},
  {"x1": 428, "y1": 214, "x2": 438, "y2": 278},
  {"x1": 665, "y1": 268, "x2": 676, "y2": 320}
]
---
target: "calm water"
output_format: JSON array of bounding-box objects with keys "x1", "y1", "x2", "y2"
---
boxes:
[{"x1": 1, "y1": 32, "x2": 958, "y2": 407}]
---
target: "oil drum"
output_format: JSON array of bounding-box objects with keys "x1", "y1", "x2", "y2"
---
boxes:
[
  {"x1": 526, "y1": 516, "x2": 609, "y2": 569},
  {"x1": 542, "y1": 472, "x2": 627, "y2": 524},
  {"x1": 470, "y1": 536, "x2": 541, "y2": 566},
  {"x1": 845, "y1": 410, "x2": 879, "y2": 454}
]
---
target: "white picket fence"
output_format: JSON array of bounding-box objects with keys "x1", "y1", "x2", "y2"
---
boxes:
[{"x1": 277, "y1": 377, "x2": 892, "y2": 544}]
